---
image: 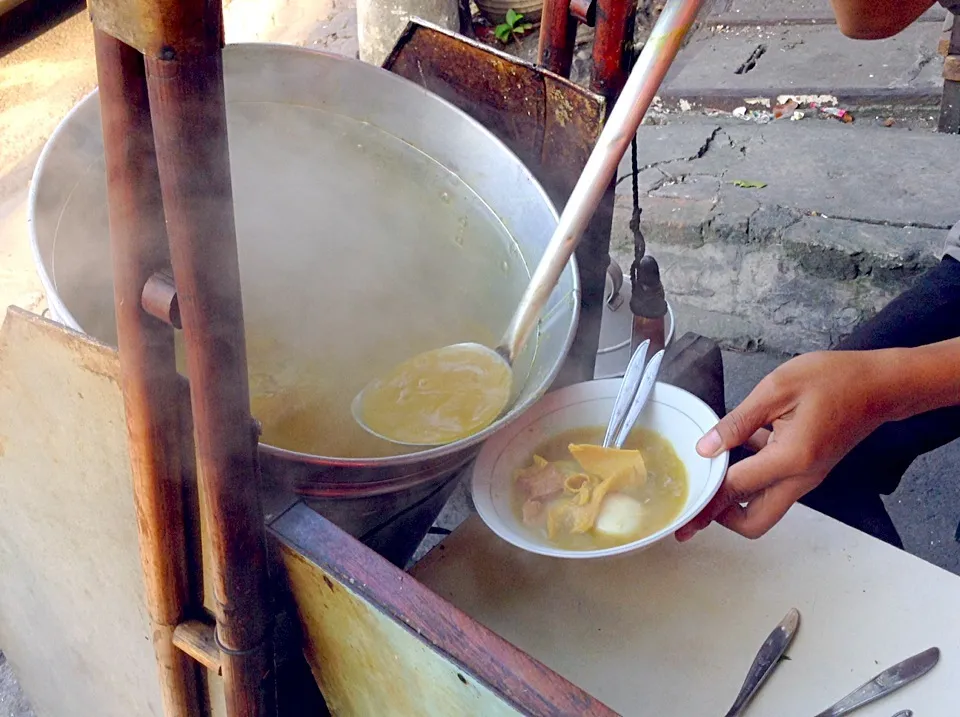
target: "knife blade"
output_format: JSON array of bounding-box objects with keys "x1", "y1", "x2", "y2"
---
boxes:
[
  {"x1": 813, "y1": 647, "x2": 939, "y2": 717},
  {"x1": 723, "y1": 608, "x2": 801, "y2": 717}
]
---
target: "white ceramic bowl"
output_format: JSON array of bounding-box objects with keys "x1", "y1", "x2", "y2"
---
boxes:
[{"x1": 471, "y1": 379, "x2": 729, "y2": 559}]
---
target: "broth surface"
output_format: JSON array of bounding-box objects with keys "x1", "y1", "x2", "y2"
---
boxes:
[
  {"x1": 357, "y1": 344, "x2": 513, "y2": 445},
  {"x1": 513, "y1": 426, "x2": 688, "y2": 550}
]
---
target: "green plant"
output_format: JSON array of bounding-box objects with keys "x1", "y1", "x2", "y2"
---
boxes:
[{"x1": 495, "y1": 9, "x2": 533, "y2": 44}]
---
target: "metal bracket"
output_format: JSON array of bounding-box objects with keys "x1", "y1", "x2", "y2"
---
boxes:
[{"x1": 142, "y1": 270, "x2": 182, "y2": 328}]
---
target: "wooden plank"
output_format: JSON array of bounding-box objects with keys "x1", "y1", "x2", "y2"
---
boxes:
[
  {"x1": 0, "y1": 308, "x2": 228, "y2": 717},
  {"x1": 271, "y1": 503, "x2": 616, "y2": 716},
  {"x1": 0, "y1": 309, "x2": 166, "y2": 717},
  {"x1": 173, "y1": 620, "x2": 222, "y2": 675}
]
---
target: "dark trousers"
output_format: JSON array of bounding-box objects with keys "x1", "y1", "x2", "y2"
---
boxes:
[{"x1": 797, "y1": 256, "x2": 960, "y2": 548}]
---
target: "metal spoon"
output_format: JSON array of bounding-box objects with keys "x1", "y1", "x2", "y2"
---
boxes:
[
  {"x1": 610, "y1": 348, "x2": 665, "y2": 449},
  {"x1": 353, "y1": 0, "x2": 707, "y2": 446},
  {"x1": 602, "y1": 340, "x2": 650, "y2": 447}
]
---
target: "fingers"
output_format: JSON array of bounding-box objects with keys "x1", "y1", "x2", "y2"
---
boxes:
[
  {"x1": 696, "y1": 382, "x2": 782, "y2": 458},
  {"x1": 675, "y1": 443, "x2": 793, "y2": 542},
  {"x1": 715, "y1": 480, "x2": 801, "y2": 539},
  {"x1": 745, "y1": 428, "x2": 772, "y2": 454}
]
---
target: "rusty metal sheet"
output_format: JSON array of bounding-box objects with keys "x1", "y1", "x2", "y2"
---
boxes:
[
  {"x1": 540, "y1": 74, "x2": 605, "y2": 202},
  {"x1": 384, "y1": 24, "x2": 548, "y2": 176},
  {"x1": 272, "y1": 502, "x2": 615, "y2": 716},
  {"x1": 383, "y1": 20, "x2": 606, "y2": 209}
]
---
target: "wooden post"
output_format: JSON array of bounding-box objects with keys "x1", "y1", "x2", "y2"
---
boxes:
[
  {"x1": 144, "y1": 44, "x2": 274, "y2": 717},
  {"x1": 93, "y1": 28, "x2": 201, "y2": 717},
  {"x1": 88, "y1": 0, "x2": 275, "y2": 708},
  {"x1": 537, "y1": 0, "x2": 578, "y2": 76},
  {"x1": 590, "y1": 0, "x2": 633, "y2": 101}
]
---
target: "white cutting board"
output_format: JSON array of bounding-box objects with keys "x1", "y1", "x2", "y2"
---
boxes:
[{"x1": 412, "y1": 507, "x2": 958, "y2": 715}]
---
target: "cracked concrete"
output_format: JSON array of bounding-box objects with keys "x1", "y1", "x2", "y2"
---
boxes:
[{"x1": 613, "y1": 117, "x2": 960, "y2": 353}]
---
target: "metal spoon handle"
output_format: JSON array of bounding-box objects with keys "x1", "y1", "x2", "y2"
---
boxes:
[
  {"x1": 602, "y1": 340, "x2": 650, "y2": 447},
  {"x1": 497, "y1": 0, "x2": 707, "y2": 363},
  {"x1": 723, "y1": 608, "x2": 801, "y2": 717},
  {"x1": 614, "y1": 349, "x2": 665, "y2": 448},
  {"x1": 813, "y1": 647, "x2": 939, "y2": 717}
]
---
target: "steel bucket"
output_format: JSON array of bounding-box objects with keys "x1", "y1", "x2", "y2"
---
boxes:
[{"x1": 29, "y1": 43, "x2": 579, "y2": 566}]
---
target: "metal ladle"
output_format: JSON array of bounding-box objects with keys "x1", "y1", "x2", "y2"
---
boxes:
[{"x1": 354, "y1": 0, "x2": 706, "y2": 446}]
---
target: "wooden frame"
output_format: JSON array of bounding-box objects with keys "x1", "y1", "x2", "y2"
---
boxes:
[
  {"x1": 81, "y1": 0, "x2": 643, "y2": 713},
  {"x1": 90, "y1": 0, "x2": 272, "y2": 710}
]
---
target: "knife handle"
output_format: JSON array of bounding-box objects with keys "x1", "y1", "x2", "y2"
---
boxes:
[
  {"x1": 723, "y1": 608, "x2": 801, "y2": 717},
  {"x1": 814, "y1": 647, "x2": 940, "y2": 717}
]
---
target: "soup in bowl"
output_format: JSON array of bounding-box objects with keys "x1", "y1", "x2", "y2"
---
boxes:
[{"x1": 471, "y1": 379, "x2": 729, "y2": 559}]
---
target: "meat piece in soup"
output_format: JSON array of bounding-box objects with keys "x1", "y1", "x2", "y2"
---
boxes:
[{"x1": 512, "y1": 426, "x2": 688, "y2": 550}]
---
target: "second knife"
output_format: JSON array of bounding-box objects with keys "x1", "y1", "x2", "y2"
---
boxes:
[{"x1": 813, "y1": 647, "x2": 940, "y2": 717}]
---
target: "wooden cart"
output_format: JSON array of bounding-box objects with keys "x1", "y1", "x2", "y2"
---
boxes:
[{"x1": 0, "y1": 0, "x2": 688, "y2": 712}]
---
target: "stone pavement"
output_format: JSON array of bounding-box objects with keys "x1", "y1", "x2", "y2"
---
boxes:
[
  {"x1": 611, "y1": 115, "x2": 960, "y2": 354},
  {"x1": 0, "y1": 653, "x2": 32, "y2": 717}
]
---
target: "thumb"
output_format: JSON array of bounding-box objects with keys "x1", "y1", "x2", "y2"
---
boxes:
[{"x1": 697, "y1": 385, "x2": 778, "y2": 458}]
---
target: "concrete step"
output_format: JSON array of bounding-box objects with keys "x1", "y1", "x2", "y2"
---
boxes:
[
  {"x1": 611, "y1": 118, "x2": 960, "y2": 354},
  {"x1": 658, "y1": 21, "x2": 945, "y2": 113},
  {"x1": 705, "y1": 0, "x2": 946, "y2": 27}
]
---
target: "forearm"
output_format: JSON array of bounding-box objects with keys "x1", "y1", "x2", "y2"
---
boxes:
[{"x1": 876, "y1": 338, "x2": 960, "y2": 422}]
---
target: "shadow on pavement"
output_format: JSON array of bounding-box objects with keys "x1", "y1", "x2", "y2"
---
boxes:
[{"x1": 0, "y1": 0, "x2": 86, "y2": 60}]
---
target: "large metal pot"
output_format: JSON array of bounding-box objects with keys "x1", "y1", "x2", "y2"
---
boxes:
[{"x1": 29, "y1": 43, "x2": 578, "y2": 565}]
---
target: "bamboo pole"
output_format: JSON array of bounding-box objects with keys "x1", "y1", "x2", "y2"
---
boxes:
[
  {"x1": 93, "y1": 28, "x2": 201, "y2": 717},
  {"x1": 144, "y1": 44, "x2": 274, "y2": 716}
]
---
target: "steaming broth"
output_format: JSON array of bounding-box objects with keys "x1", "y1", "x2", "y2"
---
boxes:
[
  {"x1": 513, "y1": 426, "x2": 687, "y2": 550},
  {"x1": 243, "y1": 325, "x2": 506, "y2": 458},
  {"x1": 56, "y1": 99, "x2": 539, "y2": 460}
]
